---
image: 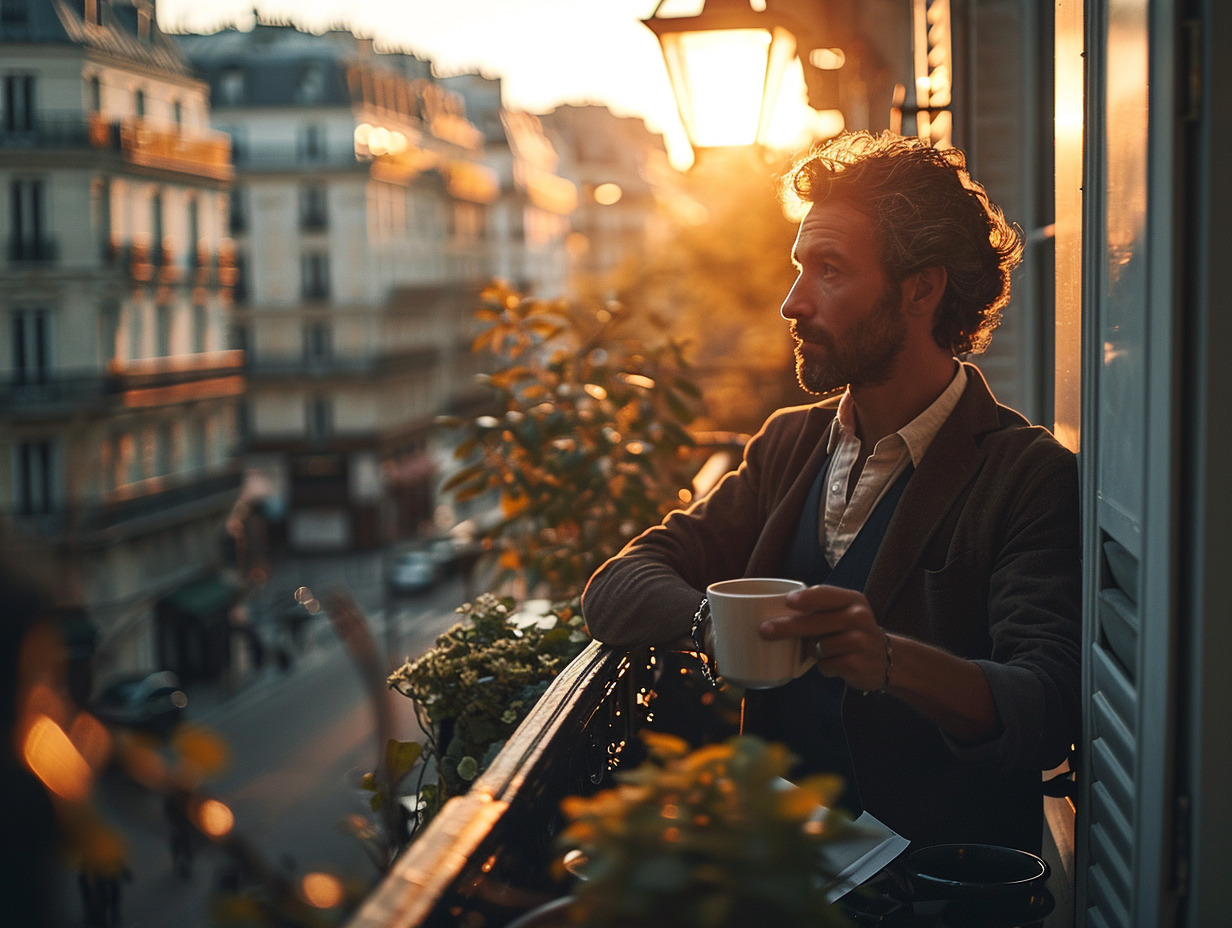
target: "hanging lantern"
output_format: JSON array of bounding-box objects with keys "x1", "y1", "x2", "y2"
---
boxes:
[{"x1": 643, "y1": 0, "x2": 807, "y2": 151}]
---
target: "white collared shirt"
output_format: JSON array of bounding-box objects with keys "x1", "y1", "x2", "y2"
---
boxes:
[{"x1": 821, "y1": 364, "x2": 968, "y2": 566}]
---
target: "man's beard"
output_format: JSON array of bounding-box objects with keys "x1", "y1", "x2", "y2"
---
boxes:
[{"x1": 790, "y1": 286, "x2": 906, "y2": 397}]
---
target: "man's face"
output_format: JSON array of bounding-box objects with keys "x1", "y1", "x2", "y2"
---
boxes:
[{"x1": 781, "y1": 199, "x2": 905, "y2": 397}]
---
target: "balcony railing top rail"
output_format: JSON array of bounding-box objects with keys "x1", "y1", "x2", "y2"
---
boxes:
[{"x1": 342, "y1": 643, "x2": 734, "y2": 928}]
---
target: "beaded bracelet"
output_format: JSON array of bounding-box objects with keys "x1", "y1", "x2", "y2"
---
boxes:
[{"x1": 690, "y1": 597, "x2": 718, "y2": 687}]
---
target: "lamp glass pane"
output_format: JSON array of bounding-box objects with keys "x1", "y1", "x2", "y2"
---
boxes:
[{"x1": 666, "y1": 28, "x2": 772, "y2": 148}]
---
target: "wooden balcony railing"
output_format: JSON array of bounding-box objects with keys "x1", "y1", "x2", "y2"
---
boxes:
[{"x1": 344, "y1": 643, "x2": 736, "y2": 928}]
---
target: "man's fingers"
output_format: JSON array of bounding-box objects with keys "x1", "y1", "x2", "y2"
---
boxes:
[
  {"x1": 759, "y1": 601, "x2": 865, "y2": 639},
  {"x1": 784, "y1": 585, "x2": 863, "y2": 611}
]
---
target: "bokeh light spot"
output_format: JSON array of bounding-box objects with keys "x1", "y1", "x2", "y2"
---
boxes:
[
  {"x1": 194, "y1": 797, "x2": 235, "y2": 838},
  {"x1": 301, "y1": 872, "x2": 345, "y2": 908},
  {"x1": 24, "y1": 714, "x2": 92, "y2": 801},
  {"x1": 593, "y1": 182, "x2": 623, "y2": 205}
]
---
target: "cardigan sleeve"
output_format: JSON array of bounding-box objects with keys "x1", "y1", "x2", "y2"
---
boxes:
[
  {"x1": 581, "y1": 406, "x2": 817, "y2": 647},
  {"x1": 945, "y1": 441, "x2": 1082, "y2": 772}
]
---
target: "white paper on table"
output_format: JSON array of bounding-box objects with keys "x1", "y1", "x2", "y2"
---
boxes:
[
  {"x1": 770, "y1": 779, "x2": 910, "y2": 903},
  {"x1": 814, "y1": 809, "x2": 911, "y2": 903}
]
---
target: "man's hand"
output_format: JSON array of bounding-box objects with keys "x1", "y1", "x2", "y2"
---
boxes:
[
  {"x1": 759, "y1": 585, "x2": 889, "y2": 693},
  {"x1": 759, "y1": 584, "x2": 1003, "y2": 745}
]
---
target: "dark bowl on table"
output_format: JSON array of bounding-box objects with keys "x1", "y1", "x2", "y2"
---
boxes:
[{"x1": 905, "y1": 843, "x2": 1051, "y2": 908}]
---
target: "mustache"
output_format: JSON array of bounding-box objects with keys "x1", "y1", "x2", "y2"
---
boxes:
[{"x1": 789, "y1": 322, "x2": 833, "y2": 347}]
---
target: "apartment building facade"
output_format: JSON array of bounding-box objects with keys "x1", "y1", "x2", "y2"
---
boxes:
[
  {"x1": 0, "y1": 0, "x2": 241, "y2": 684},
  {"x1": 178, "y1": 22, "x2": 567, "y2": 553}
]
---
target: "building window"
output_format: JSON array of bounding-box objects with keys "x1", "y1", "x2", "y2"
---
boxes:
[
  {"x1": 150, "y1": 190, "x2": 164, "y2": 259},
  {"x1": 134, "y1": 87, "x2": 146, "y2": 119},
  {"x1": 297, "y1": 124, "x2": 326, "y2": 162},
  {"x1": 14, "y1": 439, "x2": 56, "y2": 516},
  {"x1": 192, "y1": 303, "x2": 207, "y2": 353},
  {"x1": 232, "y1": 252, "x2": 249, "y2": 304},
  {"x1": 295, "y1": 66, "x2": 326, "y2": 104},
  {"x1": 8, "y1": 178, "x2": 53, "y2": 262},
  {"x1": 229, "y1": 185, "x2": 247, "y2": 233},
  {"x1": 173, "y1": 99, "x2": 182, "y2": 127},
  {"x1": 187, "y1": 196, "x2": 200, "y2": 258},
  {"x1": 235, "y1": 400, "x2": 249, "y2": 445},
  {"x1": 92, "y1": 175, "x2": 111, "y2": 259},
  {"x1": 300, "y1": 252, "x2": 330, "y2": 301},
  {"x1": 127, "y1": 303, "x2": 144, "y2": 362},
  {"x1": 303, "y1": 322, "x2": 331, "y2": 361},
  {"x1": 88, "y1": 75, "x2": 102, "y2": 112},
  {"x1": 11, "y1": 307, "x2": 50, "y2": 385},
  {"x1": 187, "y1": 420, "x2": 205, "y2": 471},
  {"x1": 155, "y1": 424, "x2": 172, "y2": 477},
  {"x1": 155, "y1": 303, "x2": 171, "y2": 357},
  {"x1": 220, "y1": 69, "x2": 244, "y2": 106},
  {"x1": 1, "y1": 0, "x2": 30, "y2": 26},
  {"x1": 2, "y1": 74, "x2": 35, "y2": 131},
  {"x1": 98, "y1": 302, "x2": 119, "y2": 365},
  {"x1": 229, "y1": 322, "x2": 249, "y2": 356},
  {"x1": 306, "y1": 397, "x2": 332, "y2": 441},
  {"x1": 299, "y1": 184, "x2": 328, "y2": 231}
]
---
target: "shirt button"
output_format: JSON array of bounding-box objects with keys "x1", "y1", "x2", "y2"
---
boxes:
[{"x1": 831, "y1": 483, "x2": 841, "y2": 492}]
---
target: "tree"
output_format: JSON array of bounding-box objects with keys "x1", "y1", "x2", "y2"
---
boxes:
[{"x1": 440, "y1": 281, "x2": 705, "y2": 600}]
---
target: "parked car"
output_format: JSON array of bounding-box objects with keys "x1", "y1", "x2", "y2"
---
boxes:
[
  {"x1": 387, "y1": 549, "x2": 438, "y2": 595},
  {"x1": 425, "y1": 533, "x2": 485, "y2": 578},
  {"x1": 90, "y1": 671, "x2": 187, "y2": 736}
]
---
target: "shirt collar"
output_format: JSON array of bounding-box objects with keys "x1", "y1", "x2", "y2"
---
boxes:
[{"x1": 825, "y1": 363, "x2": 968, "y2": 464}]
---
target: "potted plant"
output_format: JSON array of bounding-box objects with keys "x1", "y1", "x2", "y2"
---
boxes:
[
  {"x1": 386, "y1": 594, "x2": 590, "y2": 830},
  {"x1": 554, "y1": 732, "x2": 855, "y2": 928}
]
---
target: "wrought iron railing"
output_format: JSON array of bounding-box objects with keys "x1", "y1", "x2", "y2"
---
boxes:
[{"x1": 343, "y1": 643, "x2": 735, "y2": 928}]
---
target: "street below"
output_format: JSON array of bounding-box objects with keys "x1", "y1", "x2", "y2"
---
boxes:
[{"x1": 68, "y1": 562, "x2": 471, "y2": 928}]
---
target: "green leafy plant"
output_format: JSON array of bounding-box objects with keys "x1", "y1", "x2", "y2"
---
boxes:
[
  {"x1": 440, "y1": 281, "x2": 704, "y2": 599},
  {"x1": 559, "y1": 733, "x2": 853, "y2": 928},
  {"x1": 387, "y1": 593, "x2": 590, "y2": 830}
]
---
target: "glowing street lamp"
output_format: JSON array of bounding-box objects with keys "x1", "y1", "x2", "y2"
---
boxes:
[{"x1": 643, "y1": 0, "x2": 810, "y2": 151}]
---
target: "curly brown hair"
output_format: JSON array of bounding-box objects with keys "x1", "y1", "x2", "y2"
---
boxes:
[{"x1": 780, "y1": 131, "x2": 1023, "y2": 355}]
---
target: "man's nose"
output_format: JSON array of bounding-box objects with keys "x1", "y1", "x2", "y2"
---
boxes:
[{"x1": 780, "y1": 277, "x2": 808, "y2": 322}]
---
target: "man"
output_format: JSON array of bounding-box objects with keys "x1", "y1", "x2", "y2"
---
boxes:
[{"x1": 581, "y1": 131, "x2": 1080, "y2": 853}]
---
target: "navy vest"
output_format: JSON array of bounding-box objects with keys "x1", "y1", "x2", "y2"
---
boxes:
[{"x1": 741, "y1": 458, "x2": 913, "y2": 815}]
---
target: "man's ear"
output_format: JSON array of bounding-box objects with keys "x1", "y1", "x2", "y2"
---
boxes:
[{"x1": 904, "y1": 265, "x2": 948, "y2": 317}]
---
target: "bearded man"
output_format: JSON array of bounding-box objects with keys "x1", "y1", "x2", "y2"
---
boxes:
[{"x1": 581, "y1": 131, "x2": 1081, "y2": 853}]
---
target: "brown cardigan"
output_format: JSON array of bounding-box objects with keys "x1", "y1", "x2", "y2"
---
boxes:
[{"x1": 582, "y1": 364, "x2": 1081, "y2": 850}]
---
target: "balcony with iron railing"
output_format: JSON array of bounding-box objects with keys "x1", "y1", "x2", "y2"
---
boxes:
[
  {"x1": 99, "y1": 240, "x2": 238, "y2": 289},
  {"x1": 3, "y1": 352, "x2": 244, "y2": 416},
  {"x1": 5, "y1": 234, "x2": 58, "y2": 265},
  {"x1": 6, "y1": 466, "x2": 242, "y2": 544},
  {"x1": 0, "y1": 111, "x2": 232, "y2": 181}
]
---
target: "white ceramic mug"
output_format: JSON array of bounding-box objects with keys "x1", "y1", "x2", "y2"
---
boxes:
[{"x1": 706, "y1": 577, "x2": 811, "y2": 689}]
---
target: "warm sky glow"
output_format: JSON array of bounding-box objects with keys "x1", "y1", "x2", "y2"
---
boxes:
[
  {"x1": 157, "y1": 0, "x2": 699, "y2": 168},
  {"x1": 158, "y1": 0, "x2": 830, "y2": 170}
]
